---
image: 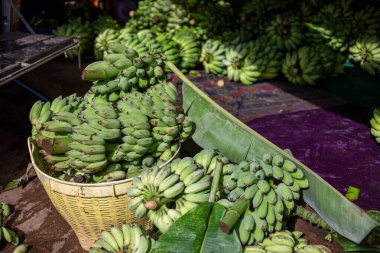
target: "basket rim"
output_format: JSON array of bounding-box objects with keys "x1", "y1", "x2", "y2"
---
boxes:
[{"x1": 27, "y1": 137, "x2": 181, "y2": 187}]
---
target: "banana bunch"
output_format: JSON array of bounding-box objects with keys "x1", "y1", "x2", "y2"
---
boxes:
[
  {"x1": 349, "y1": 36, "x2": 380, "y2": 76},
  {"x1": 265, "y1": 15, "x2": 303, "y2": 51},
  {"x1": 0, "y1": 203, "x2": 21, "y2": 248},
  {"x1": 127, "y1": 154, "x2": 212, "y2": 233},
  {"x1": 200, "y1": 39, "x2": 226, "y2": 76},
  {"x1": 351, "y1": 6, "x2": 380, "y2": 37},
  {"x1": 146, "y1": 82, "x2": 194, "y2": 150},
  {"x1": 53, "y1": 17, "x2": 93, "y2": 60},
  {"x1": 111, "y1": 46, "x2": 166, "y2": 90},
  {"x1": 370, "y1": 108, "x2": 380, "y2": 143},
  {"x1": 173, "y1": 34, "x2": 201, "y2": 72},
  {"x1": 147, "y1": 204, "x2": 182, "y2": 234},
  {"x1": 156, "y1": 33, "x2": 181, "y2": 69},
  {"x1": 144, "y1": 82, "x2": 181, "y2": 152},
  {"x1": 239, "y1": 38, "x2": 283, "y2": 84},
  {"x1": 136, "y1": 30, "x2": 162, "y2": 54},
  {"x1": 65, "y1": 96, "x2": 122, "y2": 175},
  {"x1": 94, "y1": 28, "x2": 120, "y2": 60},
  {"x1": 244, "y1": 230, "x2": 331, "y2": 253},
  {"x1": 30, "y1": 95, "x2": 85, "y2": 170},
  {"x1": 89, "y1": 224, "x2": 154, "y2": 253},
  {"x1": 223, "y1": 42, "x2": 251, "y2": 83},
  {"x1": 93, "y1": 15, "x2": 120, "y2": 35},
  {"x1": 120, "y1": 82, "x2": 189, "y2": 161},
  {"x1": 84, "y1": 46, "x2": 166, "y2": 91},
  {"x1": 282, "y1": 45, "x2": 344, "y2": 85},
  {"x1": 223, "y1": 154, "x2": 309, "y2": 245},
  {"x1": 115, "y1": 96, "x2": 154, "y2": 163}
]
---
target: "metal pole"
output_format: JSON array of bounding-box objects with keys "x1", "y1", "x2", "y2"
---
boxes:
[
  {"x1": 12, "y1": 79, "x2": 50, "y2": 102},
  {"x1": 5, "y1": 0, "x2": 35, "y2": 34}
]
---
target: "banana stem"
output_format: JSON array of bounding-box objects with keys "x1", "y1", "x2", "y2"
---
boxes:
[
  {"x1": 220, "y1": 199, "x2": 250, "y2": 234},
  {"x1": 144, "y1": 200, "x2": 158, "y2": 210},
  {"x1": 209, "y1": 159, "x2": 223, "y2": 203},
  {"x1": 145, "y1": 197, "x2": 175, "y2": 210}
]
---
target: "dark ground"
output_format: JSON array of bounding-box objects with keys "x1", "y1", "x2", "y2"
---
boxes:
[{"x1": 0, "y1": 59, "x2": 361, "y2": 252}]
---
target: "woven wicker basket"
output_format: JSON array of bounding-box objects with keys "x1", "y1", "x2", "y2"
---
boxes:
[{"x1": 27, "y1": 137, "x2": 180, "y2": 250}]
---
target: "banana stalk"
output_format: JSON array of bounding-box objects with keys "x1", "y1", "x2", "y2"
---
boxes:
[
  {"x1": 208, "y1": 158, "x2": 223, "y2": 203},
  {"x1": 220, "y1": 199, "x2": 250, "y2": 234}
]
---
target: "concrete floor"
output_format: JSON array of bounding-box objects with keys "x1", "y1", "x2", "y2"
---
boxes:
[{"x1": 0, "y1": 60, "x2": 343, "y2": 252}]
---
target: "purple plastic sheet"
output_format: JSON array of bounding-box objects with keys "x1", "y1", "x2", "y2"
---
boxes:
[{"x1": 247, "y1": 105, "x2": 380, "y2": 211}]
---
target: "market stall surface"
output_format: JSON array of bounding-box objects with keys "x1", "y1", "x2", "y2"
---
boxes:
[{"x1": 1, "y1": 61, "x2": 373, "y2": 252}]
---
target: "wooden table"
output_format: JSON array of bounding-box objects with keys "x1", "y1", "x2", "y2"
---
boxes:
[{"x1": 0, "y1": 32, "x2": 79, "y2": 86}]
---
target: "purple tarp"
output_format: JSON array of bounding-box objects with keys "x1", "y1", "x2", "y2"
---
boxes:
[{"x1": 247, "y1": 105, "x2": 380, "y2": 211}]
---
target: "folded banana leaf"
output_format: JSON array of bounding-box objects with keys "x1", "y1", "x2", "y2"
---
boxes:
[
  {"x1": 165, "y1": 62, "x2": 379, "y2": 244},
  {"x1": 151, "y1": 202, "x2": 242, "y2": 253}
]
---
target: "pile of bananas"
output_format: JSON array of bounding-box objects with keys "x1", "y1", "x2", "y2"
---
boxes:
[
  {"x1": 127, "y1": 148, "x2": 310, "y2": 242},
  {"x1": 30, "y1": 75, "x2": 193, "y2": 182},
  {"x1": 370, "y1": 108, "x2": 380, "y2": 143},
  {"x1": 349, "y1": 36, "x2": 380, "y2": 76},
  {"x1": 89, "y1": 224, "x2": 154, "y2": 253},
  {"x1": 121, "y1": 0, "x2": 380, "y2": 82},
  {"x1": 244, "y1": 231, "x2": 331, "y2": 253},
  {"x1": 0, "y1": 203, "x2": 28, "y2": 252},
  {"x1": 282, "y1": 45, "x2": 344, "y2": 85},
  {"x1": 53, "y1": 17, "x2": 93, "y2": 60},
  {"x1": 222, "y1": 154, "x2": 309, "y2": 245},
  {"x1": 127, "y1": 151, "x2": 212, "y2": 233}
]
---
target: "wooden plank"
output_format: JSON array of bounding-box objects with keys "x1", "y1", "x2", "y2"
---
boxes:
[{"x1": 0, "y1": 32, "x2": 79, "y2": 85}]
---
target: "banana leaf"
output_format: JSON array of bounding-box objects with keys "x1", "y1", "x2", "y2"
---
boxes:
[
  {"x1": 165, "y1": 62, "x2": 379, "y2": 244},
  {"x1": 334, "y1": 236, "x2": 380, "y2": 252},
  {"x1": 151, "y1": 202, "x2": 242, "y2": 253}
]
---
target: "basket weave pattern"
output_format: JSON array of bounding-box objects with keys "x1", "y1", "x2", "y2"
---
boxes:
[{"x1": 28, "y1": 138, "x2": 157, "y2": 250}]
